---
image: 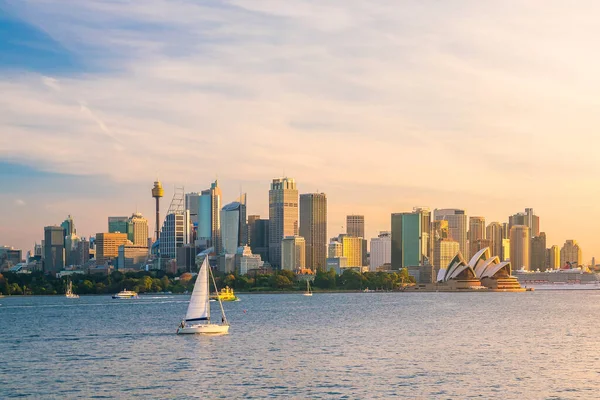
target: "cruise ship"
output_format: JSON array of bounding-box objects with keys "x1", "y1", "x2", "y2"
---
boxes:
[{"x1": 515, "y1": 268, "x2": 600, "y2": 290}]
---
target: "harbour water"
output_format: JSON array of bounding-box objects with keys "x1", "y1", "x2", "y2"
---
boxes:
[{"x1": 1, "y1": 291, "x2": 600, "y2": 399}]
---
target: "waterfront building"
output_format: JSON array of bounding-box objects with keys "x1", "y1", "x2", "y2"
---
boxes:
[
  {"x1": 249, "y1": 217, "x2": 269, "y2": 264},
  {"x1": 370, "y1": 231, "x2": 391, "y2": 271},
  {"x1": 468, "y1": 216, "x2": 485, "y2": 258},
  {"x1": 269, "y1": 177, "x2": 299, "y2": 269},
  {"x1": 198, "y1": 180, "x2": 222, "y2": 253},
  {"x1": 530, "y1": 233, "x2": 547, "y2": 271},
  {"x1": 281, "y1": 236, "x2": 305, "y2": 271},
  {"x1": 433, "y1": 209, "x2": 468, "y2": 258},
  {"x1": 391, "y1": 210, "x2": 427, "y2": 269},
  {"x1": 342, "y1": 236, "x2": 363, "y2": 267},
  {"x1": 117, "y1": 245, "x2": 148, "y2": 270},
  {"x1": 548, "y1": 245, "x2": 560, "y2": 269},
  {"x1": 96, "y1": 232, "x2": 129, "y2": 265},
  {"x1": 128, "y1": 212, "x2": 149, "y2": 247},
  {"x1": 510, "y1": 225, "x2": 530, "y2": 271},
  {"x1": 235, "y1": 245, "x2": 262, "y2": 275},
  {"x1": 326, "y1": 256, "x2": 348, "y2": 275},
  {"x1": 108, "y1": 216, "x2": 133, "y2": 241},
  {"x1": 217, "y1": 253, "x2": 235, "y2": 274},
  {"x1": 509, "y1": 208, "x2": 539, "y2": 238},
  {"x1": 486, "y1": 222, "x2": 504, "y2": 258},
  {"x1": 299, "y1": 193, "x2": 327, "y2": 271},
  {"x1": 346, "y1": 215, "x2": 365, "y2": 238},
  {"x1": 560, "y1": 240, "x2": 582, "y2": 267},
  {"x1": 44, "y1": 226, "x2": 65, "y2": 274}
]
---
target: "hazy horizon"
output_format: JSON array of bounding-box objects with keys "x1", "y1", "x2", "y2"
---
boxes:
[{"x1": 1, "y1": 1, "x2": 599, "y2": 261}]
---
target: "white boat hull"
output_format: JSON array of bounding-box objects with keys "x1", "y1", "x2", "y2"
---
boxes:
[
  {"x1": 303, "y1": 293, "x2": 313, "y2": 296},
  {"x1": 177, "y1": 324, "x2": 230, "y2": 335},
  {"x1": 66, "y1": 294, "x2": 79, "y2": 299}
]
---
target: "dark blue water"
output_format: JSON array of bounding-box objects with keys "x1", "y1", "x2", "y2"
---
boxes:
[{"x1": 1, "y1": 292, "x2": 600, "y2": 399}]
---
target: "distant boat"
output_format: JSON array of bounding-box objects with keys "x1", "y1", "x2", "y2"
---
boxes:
[
  {"x1": 112, "y1": 290, "x2": 139, "y2": 299},
  {"x1": 65, "y1": 280, "x2": 79, "y2": 299},
  {"x1": 177, "y1": 256, "x2": 229, "y2": 335},
  {"x1": 303, "y1": 280, "x2": 313, "y2": 296},
  {"x1": 210, "y1": 286, "x2": 239, "y2": 302}
]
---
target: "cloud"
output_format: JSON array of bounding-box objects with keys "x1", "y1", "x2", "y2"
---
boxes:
[{"x1": 14, "y1": 199, "x2": 25, "y2": 206}]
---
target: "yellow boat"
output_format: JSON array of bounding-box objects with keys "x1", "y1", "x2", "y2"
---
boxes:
[{"x1": 210, "y1": 286, "x2": 239, "y2": 301}]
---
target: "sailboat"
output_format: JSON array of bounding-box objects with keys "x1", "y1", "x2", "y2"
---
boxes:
[
  {"x1": 303, "y1": 280, "x2": 313, "y2": 296},
  {"x1": 65, "y1": 280, "x2": 79, "y2": 299},
  {"x1": 177, "y1": 256, "x2": 229, "y2": 335}
]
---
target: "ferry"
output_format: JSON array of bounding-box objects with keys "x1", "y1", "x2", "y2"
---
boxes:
[
  {"x1": 210, "y1": 286, "x2": 239, "y2": 302},
  {"x1": 112, "y1": 290, "x2": 139, "y2": 299}
]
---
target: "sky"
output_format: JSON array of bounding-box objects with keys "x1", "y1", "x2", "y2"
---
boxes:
[{"x1": 1, "y1": 0, "x2": 599, "y2": 261}]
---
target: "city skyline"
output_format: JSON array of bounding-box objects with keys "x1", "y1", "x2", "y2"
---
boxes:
[{"x1": 2, "y1": 1, "x2": 600, "y2": 260}]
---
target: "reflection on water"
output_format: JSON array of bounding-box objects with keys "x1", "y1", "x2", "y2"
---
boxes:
[{"x1": 1, "y1": 292, "x2": 600, "y2": 398}]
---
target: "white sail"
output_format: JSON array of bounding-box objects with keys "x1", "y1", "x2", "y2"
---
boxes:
[{"x1": 185, "y1": 257, "x2": 210, "y2": 322}]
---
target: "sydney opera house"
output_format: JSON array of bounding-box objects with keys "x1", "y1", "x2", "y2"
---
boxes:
[{"x1": 433, "y1": 247, "x2": 524, "y2": 291}]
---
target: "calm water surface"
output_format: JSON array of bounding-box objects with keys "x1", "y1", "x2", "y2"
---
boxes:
[{"x1": 1, "y1": 292, "x2": 600, "y2": 399}]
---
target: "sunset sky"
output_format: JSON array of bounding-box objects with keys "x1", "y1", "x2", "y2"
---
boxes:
[{"x1": 1, "y1": 1, "x2": 599, "y2": 261}]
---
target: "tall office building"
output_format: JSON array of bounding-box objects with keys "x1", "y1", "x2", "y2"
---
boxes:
[
  {"x1": 96, "y1": 232, "x2": 129, "y2": 265},
  {"x1": 501, "y1": 238, "x2": 510, "y2": 261},
  {"x1": 433, "y1": 209, "x2": 468, "y2": 257},
  {"x1": 391, "y1": 210, "x2": 426, "y2": 270},
  {"x1": 43, "y1": 226, "x2": 65, "y2": 274},
  {"x1": 159, "y1": 211, "x2": 190, "y2": 260},
  {"x1": 433, "y1": 239, "x2": 460, "y2": 271},
  {"x1": 468, "y1": 216, "x2": 486, "y2": 258},
  {"x1": 370, "y1": 232, "x2": 391, "y2": 271},
  {"x1": 530, "y1": 232, "x2": 547, "y2": 271},
  {"x1": 328, "y1": 241, "x2": 343, "y2": 258},
  {"x1": 198, "y1": 180, "x2": 222, "y2": 253},
  {"x1": 185, "y1": 192, "x2": 201, "y2": 226},
  {"x1": 509, "y1": 208, "x2": 539, "y2": 238},
  {"x1": 342, "y1": 236, "x2": 363, "y2": 267},
  {"x1": 108, "y1": 216, "x2": 133, "y2": 242},
  {"x1": 413, "y1": 207, "x2": 431, "y2": 263},
  {"x1": 221, "y1": 201, "x2": 244, "y2": 255},
  {"x1": 237, "y1": 193, "x2": 248, "y2": 246},
  {"x1": 510, "y1": 225, "x2": 530, "y2": 271},
  {"x1": 346, "y1": 215, "x2": 365, "y2": 238},
  {"x1": 299, "y1": 193, "x2": 327, "y2": 271},
  {"x1": 129, "y1": 212, "x2": 149, "y2": 247},
  {"x1": 281, "y1": 236, "x2": 305, "y2": 271},
  {"x1": 249, "y1": 217, "x2": 269, "y2": 264},
  {"x1": 247, "y1": 215, "x2": 260, "y2": 247},
  {"x1": 560, "y1": 240, "x2": 582, "y2": 267},
  {"x1": 269, "y1": 177, "x2": 298, "y2": 269},
  {"x1": 548, "y1": 245, "x2": 560, "y2": 269},
  {"x1": 61, "y1": 215, "x2": 76, "y2": 237},
  {"x1": 486, "y1": 222, "x2": 504, "y2": 259}
]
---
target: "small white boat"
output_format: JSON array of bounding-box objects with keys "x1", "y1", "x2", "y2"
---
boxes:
[
  {"x1": 177, "y1": 255, "x2": 229, "y2": 335},
  {"x1": 303, "y1": 280, "x2": 313, "y2": 296},
  {"x1": 112, "y1": 290, "x2": 139, "y2": 299},
  {"x1": 65, "y1": 280, "x2": 79, "y2": 299}
]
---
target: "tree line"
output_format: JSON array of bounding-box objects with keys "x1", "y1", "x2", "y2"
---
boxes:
[{"x1": 0, "y1": 268, "x2": 415, "y2": 296}]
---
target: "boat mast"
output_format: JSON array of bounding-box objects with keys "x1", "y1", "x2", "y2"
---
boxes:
[{"x1": 209, "y1": 264, "x2": 228, "y2": 325}]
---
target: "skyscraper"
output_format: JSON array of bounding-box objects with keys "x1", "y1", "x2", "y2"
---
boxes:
[
  {"x1": 342, "y1": 236, "x2": 363, "y2": 267},
  {"x1": 299, "y1": 193, "x2": 327, "y2": 271},
  {"x1": 43, "y1": 226, "x2": 65, "y2": 274},
  {"x1": 237, "y1": 193, "x2": 248, "y2": 246},
  {"x1": 281, "y1": 236, "x2": 305, "y2": 271},
  {"x1": 159, "y1": 187, "x2": 190, "y2": 261},
  {"x1": 221, "y1": 201, "x2": 243, "y2": 255},
  {"x1": 510, "y1": 225, "x2": 530, "y2": 271},
  {"x1": 548, "y1": 245, "x2": 560, "y2": 269},
  {"x1": 486, "y1": 222, "x2": 504, "y2": 259},
  {"x1": 129, "y1": 212, "x2": 149, "y2": 247},
  {"x1": 468, "y1": 216, "x2": 485, "y2": 258},
  {"x1": 433, "y1": 209, "x2": 468, "y2": 257},
  {"x1": 269, "y1": 177, "x2": 298, "y2": 269},
  {"x1": 198, "y1": 180, "x2": 222, "y2": 253},
  {"x1": 346, "y1": 215, "x2": 365, "y2": 238},
  {"x1": 530, "y1": 232, "x2": 547, "y2": 271},
  {"x1": 249, "y1": 217, "x2": 269, "y2": 263},
  {"x1": 61, "y1": 215, "x2": 75, "y2": 237},
  {"x1": 509, "y1": 208, "x2": 539, "y2": 238},
  {"x1": 391, "y1": 210, "x2": 426, "y2": 270},
  {"x1": 185, "y1": 192, "x2": 201, "y2": 226},
  {"x1": 108, "y1": 216, "x2": 133, "y2": 241},
  {"x1": 96, "y1": 232, "x2": 129, "y2": 265},
  {"x1": 560, "y1": 240, "x2": 582, "y2": 267},
  {"x1": 370, "y1": 232, "x2": 391, "y2": 271},
  {"x1": 433, "y1": 239, "x2": 460, "y2": 271},
  {"x1": 247, "y1": 215, "x2": 260, "y2": 247}
]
